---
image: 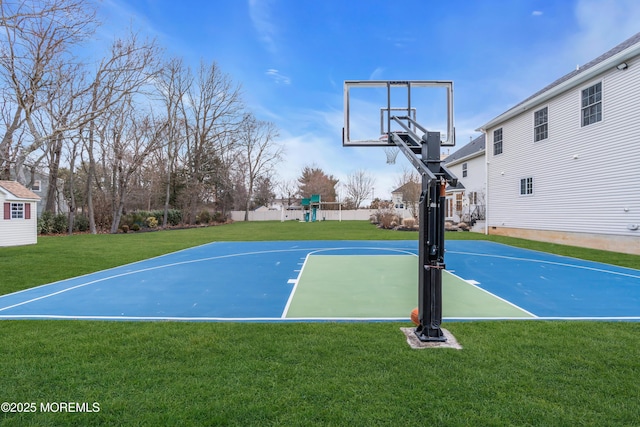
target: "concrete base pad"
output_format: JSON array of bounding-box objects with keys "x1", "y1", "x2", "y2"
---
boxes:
[{"x1": 400, "y1": 327, "x2": 462, "y2": 350}]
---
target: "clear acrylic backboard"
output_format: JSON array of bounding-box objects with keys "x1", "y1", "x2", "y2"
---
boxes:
[{"x1": 342, "y1": 80, "x2": 455, "y2": 147}]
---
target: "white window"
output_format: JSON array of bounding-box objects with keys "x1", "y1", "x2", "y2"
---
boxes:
[
  {"x1": 534, "y1": 107, "x2": 548, "y2": 141},
  {"x1": 11, "y1": 203, "x2": 24, "y2": 219},
  {"x1": 520, "y1": 178, "x2": 533, "y2": 195},
  {"x1": 581, "y1": 82, "x2": 602, "y2": 126},
  {"x1": 469, "y1": 192, "x2": 478, "y2": 205},
  {"x1": 462, "y1": 162, "x2": 468, "y2": 177},
  {"x1": 493, "y1": 128, "x2": 503, "y2": 155}
]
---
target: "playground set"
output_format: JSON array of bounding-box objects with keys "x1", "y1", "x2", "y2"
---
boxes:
[{"x1": 301, "y1": 194, "x2": 321, "y2": 222}]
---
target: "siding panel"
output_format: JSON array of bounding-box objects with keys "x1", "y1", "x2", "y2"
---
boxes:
[{"x1": 488, "y1": 55, "x2": 640, "y2": 237}]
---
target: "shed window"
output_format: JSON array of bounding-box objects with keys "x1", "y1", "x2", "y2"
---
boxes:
[
  {"x1": 4, "y1": 202, "x2": 30, "y2": 220},
  {"x1": 12, "y1": 203, "x2": 24, "y2": 219}
]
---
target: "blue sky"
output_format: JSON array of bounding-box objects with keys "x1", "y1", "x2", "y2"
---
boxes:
[{"x1": 96, "y1": 0, "x2": 640, "y2": 201}]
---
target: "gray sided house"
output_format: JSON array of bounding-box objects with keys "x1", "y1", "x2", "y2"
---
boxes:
[
  {"x1": 443, "y1": 134, "x2": 486, "y2": 225},
  {"x1": 478, "y1": 32, "x2": 640, "y2": 254},
  {"x1": 0, "y1": 180, "x2": 41, "y2": 247}
]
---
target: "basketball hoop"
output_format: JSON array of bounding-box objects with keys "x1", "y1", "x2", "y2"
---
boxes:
[{"x1": 379, "y1": 134, "x2": 399, "y2": 164}]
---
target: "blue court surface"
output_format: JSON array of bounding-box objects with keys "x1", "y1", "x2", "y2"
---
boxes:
[{"x1": 0, "y1": 240, "x2": 638, "y2": 321}]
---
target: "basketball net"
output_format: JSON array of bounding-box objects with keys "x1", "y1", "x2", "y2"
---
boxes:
[
  {"x1": 384, "y1": 146, "x2": 399, "y2": 164},
  {"x1": 379, "y1": 133, "x2": 399, "y2": 165}
]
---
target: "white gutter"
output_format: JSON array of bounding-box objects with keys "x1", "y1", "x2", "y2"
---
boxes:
[{"x1": 483, "y1": 130, "x2": 489, "y2": 235}]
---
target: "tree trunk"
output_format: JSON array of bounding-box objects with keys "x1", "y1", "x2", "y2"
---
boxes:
[
  {"x1": 45, "y1": 133, "x2": 64, "y2": 213},
  {"x1": 86, "y1": 125, "x2": 97, "y2": 234}
]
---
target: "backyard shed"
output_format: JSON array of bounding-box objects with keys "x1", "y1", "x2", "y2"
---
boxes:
[{"x1": 0, "y1": 180, "x2": 41, "y2": 247}]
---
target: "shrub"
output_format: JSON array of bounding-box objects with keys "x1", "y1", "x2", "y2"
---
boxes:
[
  {"x1": 73, "y1": 215, "x2": 90, "y2": 232},
  {"x1": 146, "y1": 216, "x2": 158, "y2": 228},
  {"x1": 51, "y1": 213, "x2": 68, "y2": 234},
  {"x1": 402, "y1": 217, "x2": 416, "y2": 228},
  {"x1": 197, "y1": 210, "x2": 212, "y2": 225},
  {"x1": 378, "y1": 212, "x2": 396, "y2": 229},
  {"x1": 38, "y1": 212, "x2": 69, "y2": 234},
  {"x1": 38, "y1": 211, "x2": 53, "y2": 234},
  {"x1": 121, "y1": 224, "x2": 129, "y2": 233},
  {"x1": 212, "y1": 211, "x2": 227, "y2": 223},
  {"x1": 166, "y1": 209, "x2": 182, "y2": 226},
  {"x1": 131, "y1": 223, "x2": 140, "y2": 232},
  {"x1": 144, "y1": 209, "x2": 181, "y2": 226}
]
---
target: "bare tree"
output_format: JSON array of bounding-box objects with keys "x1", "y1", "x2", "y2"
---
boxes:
[
  {"x1": 155, "y1": 57, "x2": 189, "y2": 227},
  {"x1": 35, "y1": 61, "x2": 89, "y2": 213},
  {"x1": 64, "y1": 133, "x2": 81, "y2": 234},
  {"x1": 395, "y1": 168, "x2": 421, "y2": 219},
  {"x1": 180, "y1": 60, "x2": 243, "y2": 224},
  {"x1": 0, "y1": 0, "x2": 98, "y2": 181},
  {"x1": 236, "y1": 113, "x2": 281, "y2": 221},
  {"x1": 344, "y1": 169, "x2": 375, "y2": 209},
  {"x1": 82, "y1": 30, "x2": 161, "y2": 233},
  {"x1": 278, "y1": 178, "x2": 298, "y2": 209},
  {"x1": 105, "y1": 98, "x2": 167, "y2": 233}
]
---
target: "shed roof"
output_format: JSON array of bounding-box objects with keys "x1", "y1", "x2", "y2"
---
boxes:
[{"x1": 0, "y1": 180, "x2": 41, "y2": 200}]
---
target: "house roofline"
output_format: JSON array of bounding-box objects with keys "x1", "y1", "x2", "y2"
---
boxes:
[
  {"x1": 445, "y1": 149, "x2": 485, "y2": 167},
  {"x1": 477, "y1": 40, "x2": 640, "y2": 132}
]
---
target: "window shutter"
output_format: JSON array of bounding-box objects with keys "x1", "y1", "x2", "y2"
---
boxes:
[
  {"x1": 25, "y1": 203, "x2": 31, "y2": 219},
  {"x1": 3, "y1": 203, "x2": 9, "y2": 220}
]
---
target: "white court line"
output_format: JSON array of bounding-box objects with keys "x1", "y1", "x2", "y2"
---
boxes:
[
  {"x1": 0, "y1": 314, "x2": 638, "y2": 321},
  {"x1": 0, "y1": 314, "x2": 412, "y2": 321},
  {"x1": 445, "y1": 270, "x2": 537, "y2": 318},
  {"x1": 281, "y1": 253, "x2": 311, "y2": 318},
  {"x1": 448, "y1": 250, "x2": 640, "y2": 280}
]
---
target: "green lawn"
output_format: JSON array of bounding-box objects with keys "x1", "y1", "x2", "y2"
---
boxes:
[{"x1": 1, "y1": 221, "x2": 639, "y2": 426}]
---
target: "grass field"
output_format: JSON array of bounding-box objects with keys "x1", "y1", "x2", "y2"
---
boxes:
[{"x1": 1, "y1": 221, "x2": 639, "y2": 426}]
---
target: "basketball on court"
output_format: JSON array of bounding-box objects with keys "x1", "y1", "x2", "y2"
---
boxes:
[{"x1": 410, "y1": 307, "x2": 419, "y2": 326}]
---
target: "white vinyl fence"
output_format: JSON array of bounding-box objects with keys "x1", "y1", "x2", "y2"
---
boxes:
[{"x1": 229, "y1": 209, "x2": 376, "y2": 222}]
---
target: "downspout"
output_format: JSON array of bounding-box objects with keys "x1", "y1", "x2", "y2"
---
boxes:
[{"x1": 481, "y1": 129, "x2": 489, "y2": 235}]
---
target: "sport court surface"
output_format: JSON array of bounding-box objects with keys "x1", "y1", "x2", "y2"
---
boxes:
[{"x1": 1, "y1": 240, "x2": 639, "y2": 321}]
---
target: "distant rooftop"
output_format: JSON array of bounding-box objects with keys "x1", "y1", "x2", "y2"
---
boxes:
[{"x1": 444, "y1": 134, "x2": 485, "y2": 165}]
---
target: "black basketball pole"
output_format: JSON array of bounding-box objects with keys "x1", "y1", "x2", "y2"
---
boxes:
[{"x1": 389, "y1": 127, "x2": 457, "y2": 342}]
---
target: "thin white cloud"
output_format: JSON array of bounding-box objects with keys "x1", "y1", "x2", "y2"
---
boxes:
[
  {"x1": 369, "y1": 67, "x2": 385, "y2": 80},
  {"x1": 531, "y1": 10, "x2": 543, "y2": 16},
  {"x1": 248, "y1": 0, "x2": 279, "y2": 54},
  {"x1": 485, "y1": 0, "x2": 640, "y2": 115},
  {"x1": 265, "y1": 68, "x2": 291, "y2": 85},
  {"x1": 569, "y1": 0, "x2": 640, "y2": 63}
]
